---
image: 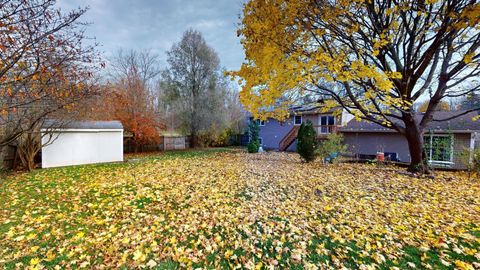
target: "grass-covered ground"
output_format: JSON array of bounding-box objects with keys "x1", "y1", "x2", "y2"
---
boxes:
[{"x1": 0, "y1": 149, "x2": 479, "y2": 269}]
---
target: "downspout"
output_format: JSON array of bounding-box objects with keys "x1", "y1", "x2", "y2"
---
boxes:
[{"x1": 470, "y1": 132, "x2": 476, "y2": 163}]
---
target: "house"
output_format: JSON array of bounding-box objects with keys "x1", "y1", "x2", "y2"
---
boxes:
[
  {"x1": 251, "y1": 105, "x2": 479, "y2": 169},
  {"x1": 250, "y1": 105, "x2": 354, "y2": 151},
  {"x1": 341, "y1": 111, "x2": 480, "y2": 169},
  {"x1": 41, "y1": 120, "x2": 124, "y2": 168}
]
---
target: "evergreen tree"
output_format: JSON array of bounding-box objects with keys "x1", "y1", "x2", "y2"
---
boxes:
[
  {"x1": 297, "y1": 120, "x2": 318, "y2": 162},
  {"x1": 247, "y1": 120, "x2": 260, "y2": 153}
]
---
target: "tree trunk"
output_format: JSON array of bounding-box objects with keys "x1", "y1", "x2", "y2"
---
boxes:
[
  {"x1": 17, "y1": 132, "x2": 40, "y2": 172},
  {"x1": 26, "y1": 152, "x2": 36, "y2": 171},
  {"x1": 190, "y1": 130, "x2": 197, "y2": 148},
  {"x1": 404, "y1": 119, "x2": 429, "y2": 174},
  {"x1": 0, "y1": 145, "x2": 5, "y2": 171}
]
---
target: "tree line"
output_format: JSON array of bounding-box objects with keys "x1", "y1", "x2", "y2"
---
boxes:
[{"x1": 0, "y1": 1, "x2": 244, "y2": 170}]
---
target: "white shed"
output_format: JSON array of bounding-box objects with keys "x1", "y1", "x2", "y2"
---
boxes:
[{"x1": 41, "y1": 120, "x2": 124, "y2": 168}]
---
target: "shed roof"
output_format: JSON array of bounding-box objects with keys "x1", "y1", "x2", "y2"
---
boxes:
[
  {"x1": 42, "y1": 120, "x2": 123, "y2": 130},
  {"x1": 341, "y1": 111, "x2": 480, "y2": 133}
]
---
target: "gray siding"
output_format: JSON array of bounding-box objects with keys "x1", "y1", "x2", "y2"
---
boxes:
[
  {"x1": 343, "y1": 132, "x2": 474, "y2": 169},
  {"x1": 452, "y1": 134, "x2": 471, "y2": 169},
  {"x1": 343, "y1": 132, "x2": 410, "y2": 162},
  {"x1": 475, "y1": 132, "x2": 480, "y2": 149}
]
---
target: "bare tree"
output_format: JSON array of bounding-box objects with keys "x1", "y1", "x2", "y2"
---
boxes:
[
  {"x1": 88, "y1": 50, "x2": 165, "y2": 151},
  {"x1": 159, "y1": 29, "x2": 232, "y2": 147},
  {"x1": 0, "y1": 0, "x2": 100, "y2": 167},
  {"x1": 109, "y1": 49, "x2": 161, "y2": 90}
]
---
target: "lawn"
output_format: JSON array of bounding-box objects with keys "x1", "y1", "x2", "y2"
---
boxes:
[{"x1": 0, "y1": 150, "x2": 479, "y2": 269}]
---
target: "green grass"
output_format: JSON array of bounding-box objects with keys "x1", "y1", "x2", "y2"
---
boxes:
[{"x1": 0, "y1": 149, "x2": 478, "y2": 269}]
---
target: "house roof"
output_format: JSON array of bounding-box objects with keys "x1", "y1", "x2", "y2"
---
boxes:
[
  {"x1": 290, "y1": 104, "x2": 341, "y2": 115},
  {"x1": 341, "y1": 111, "x2": 480, "y2": 133},
  {"x1": 42, "y1": 120, "x2": 123, "y2": 130}
]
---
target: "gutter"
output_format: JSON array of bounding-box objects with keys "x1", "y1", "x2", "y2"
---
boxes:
[{"x1": 40, "y1": 129, "x2": 124, "y2": 133}]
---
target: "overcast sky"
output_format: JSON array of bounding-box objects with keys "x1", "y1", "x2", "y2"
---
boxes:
[{"x1": 57, "y1": 0, "x2": 245, "y2": 71}]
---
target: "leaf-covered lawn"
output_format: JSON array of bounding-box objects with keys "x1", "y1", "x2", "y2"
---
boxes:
[{"x1": 0, "y1": 150, "x2": 479, "y2": 269}]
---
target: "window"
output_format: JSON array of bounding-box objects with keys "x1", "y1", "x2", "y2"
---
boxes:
[
  {"x1": 319, "y1": 115, "x2": 335, "y2": 134},
  {"x1": 249, "y1": 117, "x2": 265, "y2": 126},
  {"x1": 258, "y1": 137, "x2": 263, "y2": 146},
  {"x1": 424, "y1": 134, "x2": 453, "y2": 164},
  {"x1": 294, "y1": 115, "x2": 302, "y2": 125}
]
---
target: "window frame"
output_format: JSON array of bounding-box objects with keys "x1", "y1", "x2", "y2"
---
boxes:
[
  {"x1": 294, "y1": 115, "x2": 302, "y2": 126},
  {"x1": 423, "y1": 134, "x2": 454, "y2": 165},
  {"x1": 249, "y1": 117, "x2": 265, "y2": 126},
  {"x1": 319, "y1": 115, "x2": 335, "y2": 134}
]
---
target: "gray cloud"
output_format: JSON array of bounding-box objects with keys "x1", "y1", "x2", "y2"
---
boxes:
[{"x1": 57, "y1": 0, "x2": 245, "y2": 71}]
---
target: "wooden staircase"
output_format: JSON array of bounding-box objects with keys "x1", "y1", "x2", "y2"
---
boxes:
[{"x1": 279, "y1": 126, "x2": 300, "y2": 151}]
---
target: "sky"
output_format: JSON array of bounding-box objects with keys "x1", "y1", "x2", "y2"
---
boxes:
[{"x1": 57, "y1": 0, "x2": 246, "y2": 71}]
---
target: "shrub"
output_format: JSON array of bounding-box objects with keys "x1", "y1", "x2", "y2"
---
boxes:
[
  {"x1": 211, "y1": 128, "x2": 233, "y2": 147},
  {"x1": 247, "y1": 120, "x2": 260, "y2": 153},
  {"x1": 297, "y1": 120, "x2": 318, "y2": 162},
  {"x1": 247, "y1": 140, "x2": 260, "y2": 153},
  {"x1": 197, "y1": 126, "x2": 234, "y2": 147},
  {"x1": 459, "y1": 147, "x2": 480, "y2": 177},
  {"x1": 318, "y1": 133, "x2": 348, "y2": 163}
]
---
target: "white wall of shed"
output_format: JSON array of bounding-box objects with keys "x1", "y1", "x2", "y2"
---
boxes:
[{"x1": 41, "y1": 129, "x2": 123, "y2": 168}]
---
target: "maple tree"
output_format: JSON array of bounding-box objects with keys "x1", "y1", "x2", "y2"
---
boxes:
[
  {"x1": 108, "y1": 77, "x2": 162, "y2": 148},
  {"x1": 0, "y1": 151, "x2": 479, "y2": 268},
  {"x1": 84, "y1": 50, "x2": 164, "y2": 150},
  {"x1": 231, "y1": 0, "x2": 480, "y2": 172},
  {"x1": 0, "y1": 0, "x2": 100, "y2": 165}
]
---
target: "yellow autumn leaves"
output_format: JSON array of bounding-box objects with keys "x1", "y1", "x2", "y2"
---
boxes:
[
  {"x1": 0, "y1": 150, "x2": 479, "y2": 269},
  {"x1": 231, "y1": 0, "x2": 480, "y2": 125}
]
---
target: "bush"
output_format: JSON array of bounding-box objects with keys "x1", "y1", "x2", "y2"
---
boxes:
[
  {"x1": 247, "y1": 120, "x2": 260, "y2": 153},
  {"x1": 247, "y1": 140, "x2": 260, "y2": 153},
  {"x1": 197, "y1": 126, "x2": 234, "y2": 147},
  {"x1": 297, "y1": 120, "x2": 318, "y2": 162},
  {"x1": 210, "y1": 128, "x2": 233, "y2": 147},
  {"x1": 459, "y1": 147, "x2": 480, "y2": 177},
  {"x1": 318, "y1": 133, "x2": 348, "y2": 163}
]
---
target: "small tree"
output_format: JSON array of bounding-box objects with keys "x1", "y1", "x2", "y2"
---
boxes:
[
  {"x1": 247, "y1": 120, "x2": 260, "y2": 153},
  {"x1": 297, "y1": 121, "x2": 318, "y2": 162},
  {"x1": 318, "y1": 134, "x2": 348, "y2": 163}
]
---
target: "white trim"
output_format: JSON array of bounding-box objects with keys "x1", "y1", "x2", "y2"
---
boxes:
[
  {"x1": 259, "y1": 120, "x2": 265, "y2": 126},
  {"x1": 294, "y1": 115, "x2": 302, "y2": 125},
  {"x1": 424, "y1": 134, "x2": 454, "y2": 164},
  {"x1": 319, "y1": 115, "x2": 335, "y2": 134},
  {"x1": 470, "y1": 133, "x2": 476, "y2": 162}
]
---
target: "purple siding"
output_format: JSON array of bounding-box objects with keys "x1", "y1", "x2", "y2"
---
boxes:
[{"x1": 258, "y1": 117, "x2": 298, "y2": 150}]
